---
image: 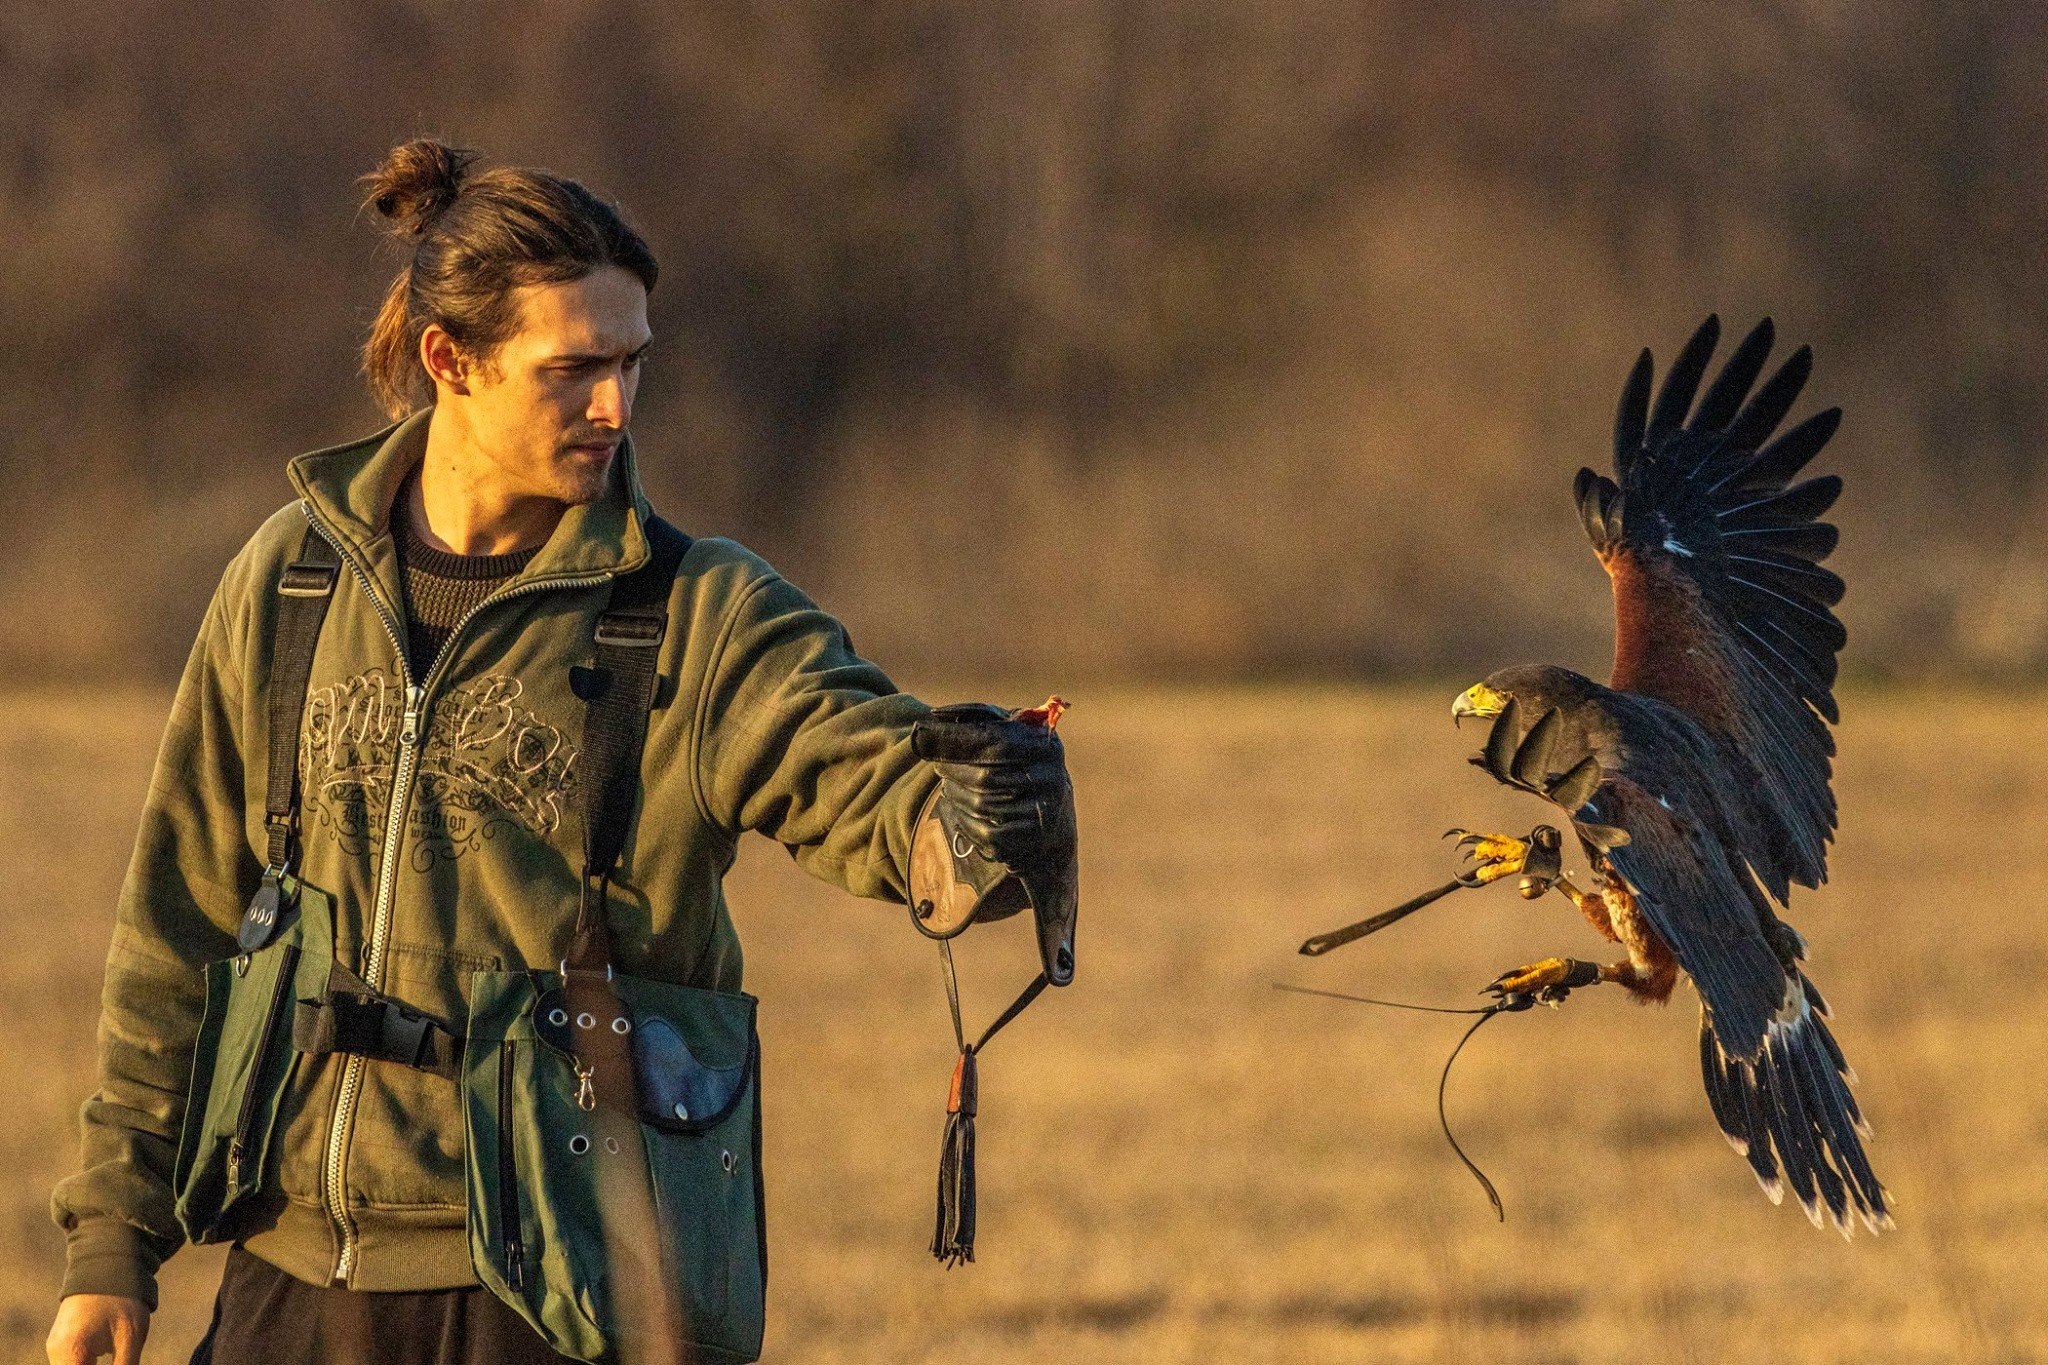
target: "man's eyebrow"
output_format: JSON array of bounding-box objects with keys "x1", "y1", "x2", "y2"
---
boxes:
[{"x1": 545, "y1": 338, "x2": 654, "y2": 365}]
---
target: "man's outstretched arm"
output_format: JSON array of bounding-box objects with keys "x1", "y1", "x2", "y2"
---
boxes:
[{"x1": 693, "y1": 569, "x2": 939, "y2": 900}]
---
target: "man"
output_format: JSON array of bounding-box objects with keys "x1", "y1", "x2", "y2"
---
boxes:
[{"x1": 47, "y1": 139, "x2": 1075, "y2": 1365}]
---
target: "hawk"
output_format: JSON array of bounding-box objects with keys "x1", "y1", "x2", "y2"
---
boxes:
[{"x1": 1447, "y1": 315, "x2": 1890, "y2": 1235}]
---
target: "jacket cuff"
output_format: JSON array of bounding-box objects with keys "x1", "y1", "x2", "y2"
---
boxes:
[{"x1": 60, "y1": 1219, "x2": 167, "y2": 1310}]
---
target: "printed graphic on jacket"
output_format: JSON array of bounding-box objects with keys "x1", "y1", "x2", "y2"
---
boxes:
[{"x1": 301, "y1": 669, "x2": 580, "y2": 868}]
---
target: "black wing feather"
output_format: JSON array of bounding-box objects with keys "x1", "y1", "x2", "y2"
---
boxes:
[
  {"x1": 1691, "y1": 317, "x2": 1775, "y2": 433},
  {"x1": 1614, "y1": 350, "x2": 1653, "y2": 460},
  {"x1": 1589, "y1": 316, "x2": 1846, "y2": 895},
  {"x1": 1642, "y1": 315, "x2": 1720, "y2": 447},
  {"x1": 1721, "y1": 409, "x2": 1841, "y2": 494},
  {"x1": 1722, "y1": 345, "x2": 1812, "y2": 453}
]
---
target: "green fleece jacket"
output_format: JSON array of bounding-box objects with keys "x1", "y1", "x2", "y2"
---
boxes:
[{"x1": 51, "y1": 408, "x2": 940, "y2": 1305}]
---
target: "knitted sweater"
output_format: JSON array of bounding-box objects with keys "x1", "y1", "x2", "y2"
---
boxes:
[{"x1": 391, "y1": 469, "x2": 542, "y2": 680}]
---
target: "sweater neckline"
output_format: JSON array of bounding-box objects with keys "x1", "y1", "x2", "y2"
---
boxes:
[{"x1": 393, "y1": 470, "x2": 545, "y2": 581}]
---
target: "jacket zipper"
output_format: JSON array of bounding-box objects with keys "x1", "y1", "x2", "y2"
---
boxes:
[
  {"x1": 498, "y1": 1039, "x2": 525, "y2": 1290},
  {"x1": 298, "y1": 501, "x2": 615, "y2": 1283},
  {"x1": 226, "y1": 942, "x2": 301, "y2": 1192}
]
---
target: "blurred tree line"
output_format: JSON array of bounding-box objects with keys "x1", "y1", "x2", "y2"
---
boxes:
[{"x1": 3, "y1": 0, "x2": 2043, "y2": 685}]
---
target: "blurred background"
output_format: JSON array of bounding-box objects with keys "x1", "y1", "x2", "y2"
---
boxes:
[
  {"x1": 6, "y1": 0, "x2": 2045, "y2": 685},
  {"x1": 6, "y1": 4, "x2": 2047, "y2": 1362}
]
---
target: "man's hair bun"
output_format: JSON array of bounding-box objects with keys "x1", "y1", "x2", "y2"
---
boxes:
[{"x1": 360, "y1": 138, "x2": 476, "y2": 236}]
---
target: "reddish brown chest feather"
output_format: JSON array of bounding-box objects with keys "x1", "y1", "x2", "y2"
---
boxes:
[{"x1": 1594, "y1": 857, "x2": 1680, "y2": 1002}]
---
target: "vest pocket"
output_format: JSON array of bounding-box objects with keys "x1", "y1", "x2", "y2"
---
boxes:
[
  {"x1": 463, "y1": 968, "x2": 766, "y2": 1365},
  {"x1": 173, "y1": 873, "x2": 335, "y2": 1243}
]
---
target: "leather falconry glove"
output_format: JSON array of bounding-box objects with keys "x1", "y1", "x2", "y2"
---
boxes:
[{"x1": 909, "y1": 699, "x2": 1078, "y2": 986}]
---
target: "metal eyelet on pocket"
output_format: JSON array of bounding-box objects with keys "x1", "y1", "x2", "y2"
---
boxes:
[
  {"x1": 611, "y1": 1016, "x2": 631, "y2": 1035},
  {"x1": 720, "y1": 1149, "x2": 737, "y2": 1175},
  {"x1": 569, "y1": 1134, "x2": 590, "y2": 1156},
  {"x1": 576, "y1": 1012, "x2": 596, "y2": 1030},
  {"x1": 547, "y1": 1007, "x2": 569, "y2": 1027}
]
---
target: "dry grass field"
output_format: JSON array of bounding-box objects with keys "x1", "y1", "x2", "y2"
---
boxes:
[{"x1": 2, "y1": 683, "x2": 2041, "y2": 1363}]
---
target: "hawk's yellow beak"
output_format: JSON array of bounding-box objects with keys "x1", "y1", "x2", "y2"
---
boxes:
[{"x1": 1452, "y1": 682, "x2": 1508, "y2": 726}]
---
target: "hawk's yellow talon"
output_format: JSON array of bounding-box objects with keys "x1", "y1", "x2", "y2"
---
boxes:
[
  {"x1": 1450, "y1": 830, "x2": 1529, "y2": 884},
  {"x1": 1487, "y1": 957, "x2": 1574, "y2": 995}
]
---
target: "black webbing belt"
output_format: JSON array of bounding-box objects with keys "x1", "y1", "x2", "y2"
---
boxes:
[
  {"x1": 265, "y1": 527, "x2": 343, "y2": 875},
  {"x1": 568, "y1": 514, "x2": 692, "y2": 976},
  {"x1": 292, "y1": 961, "x2": 464, "y2": 1078}
]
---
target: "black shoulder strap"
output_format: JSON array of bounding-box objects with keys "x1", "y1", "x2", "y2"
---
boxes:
[
  {"x1": 237, "y1": 520, "x2": 342, "y2": 954},
  {"x1": 265, "y1": 522, "x2": 343, "y2": 875},
  {"x1": 569, "y1": 515, "x2": 694, "y2": 971}
]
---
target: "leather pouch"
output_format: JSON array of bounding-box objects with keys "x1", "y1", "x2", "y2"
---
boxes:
[{"x1": 173, "y1": 872, "x2": 336, "y2": 1243}]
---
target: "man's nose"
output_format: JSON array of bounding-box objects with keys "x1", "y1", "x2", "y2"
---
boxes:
[{"x1": 589, "y1": 373, "x2": 630, "y2": 428}]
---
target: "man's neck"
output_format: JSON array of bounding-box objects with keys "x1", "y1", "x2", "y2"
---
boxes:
[{"x1": 406, "y1": 407, "x2": 570, "y2": 556}]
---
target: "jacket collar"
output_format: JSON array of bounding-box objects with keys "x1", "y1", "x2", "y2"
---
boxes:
[{"x1": 286, "y1": 406, "x2": 656, "y2": 584}]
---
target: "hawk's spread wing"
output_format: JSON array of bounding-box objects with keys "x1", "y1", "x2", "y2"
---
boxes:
[{"x1": 1574, "y1": 316, "x2": 1845, "y2": 898}]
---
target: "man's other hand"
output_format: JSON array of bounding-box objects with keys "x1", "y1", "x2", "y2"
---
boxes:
[{"x1": 46, "y1": 1294, "x2": 148, "y2": 1365}]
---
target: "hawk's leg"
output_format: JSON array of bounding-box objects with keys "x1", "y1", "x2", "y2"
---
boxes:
[
  {"x1": 1596, "y1": 876, "x2": 1679, "y2": 1002},
  {"x1": 1483, "y1": 876, "x2": 1679, "y2": 1004},
  {"x1": 1552, "y1": 875, "x2": 1621, "y2": 941}
]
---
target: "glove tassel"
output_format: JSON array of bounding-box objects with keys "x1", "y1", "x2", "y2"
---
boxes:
[{"x1": 932, "y1": 1049, "x2": 978, "y2": 1267}]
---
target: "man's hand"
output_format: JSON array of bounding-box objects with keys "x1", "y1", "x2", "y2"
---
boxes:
[
  {"x1": 46, "y1": 1294, "x2": 149, "y2": 1365},
  {"x1": 928, "y1": 717, "x2": 1076, "y2": 873}
]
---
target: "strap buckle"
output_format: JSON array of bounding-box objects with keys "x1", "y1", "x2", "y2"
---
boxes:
[
  {"x1": 278, "y1": 562, "x2": 338, "y2": 597},
  {"x1": 593, "y1": 611, "x2": 665, "y2": 648},
  {"x1": 561, "y1": 867, "x2": 616, "y2": 979}
]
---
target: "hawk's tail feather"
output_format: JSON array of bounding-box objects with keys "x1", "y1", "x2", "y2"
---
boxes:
[{"x1": 1698, "y1": 987, "x2": 1892, "y2": 1237}]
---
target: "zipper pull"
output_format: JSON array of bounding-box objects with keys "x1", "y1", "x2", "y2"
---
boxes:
[{"x1": 399, "y1": 684, "x2": 426, "y2": 747}]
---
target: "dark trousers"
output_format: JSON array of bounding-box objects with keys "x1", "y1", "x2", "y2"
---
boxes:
[{"x1": 191, "y1": 1244, "x2": 577, "y2": 1365}]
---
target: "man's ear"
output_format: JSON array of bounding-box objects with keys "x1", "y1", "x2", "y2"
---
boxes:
[{"x1": 419, "y1": 324, "x2": 473, "y2": 397}]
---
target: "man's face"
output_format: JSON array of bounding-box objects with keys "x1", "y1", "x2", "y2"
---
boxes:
[{"x1": 454, "y1": 266, "x2": 652, "y2": 506}]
